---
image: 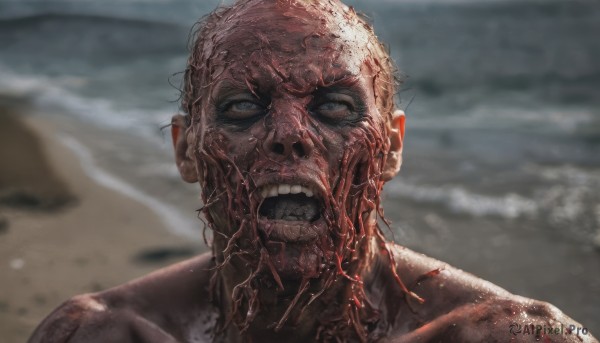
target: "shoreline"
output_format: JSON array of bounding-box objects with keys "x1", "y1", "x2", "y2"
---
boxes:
[{"x1": 0, "y1": 101, "x2": 195, "y2": 342}]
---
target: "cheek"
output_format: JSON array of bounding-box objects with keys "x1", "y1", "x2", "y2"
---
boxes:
[
  {"x1": 219, "y1": 129, "x2": 262, "y2": 183},
  {"x1": 227, "y1": 136, "x2": 259, "y2": 163},
  {"x1": 316, "y1": 126, "x2": 370, "y2": 176},
  {"x1": 203, "y1": 126, "x2": 259, "y2": 159}
]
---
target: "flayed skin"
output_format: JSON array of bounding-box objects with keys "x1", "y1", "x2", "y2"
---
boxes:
[
  {"x1": 180, "y1": 1, "x2": 410, "y2": 340},
  {"x1": 27, "y1": 1, "x2": 597, "y2": 343}
]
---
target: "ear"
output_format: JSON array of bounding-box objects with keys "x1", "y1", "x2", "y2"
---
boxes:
[
  {"x1": 381, "y1": 110, "x2": 405, "y2": 182},
  {"x1": 171, "y1": 114, "x2": 198, "y2": 183}
]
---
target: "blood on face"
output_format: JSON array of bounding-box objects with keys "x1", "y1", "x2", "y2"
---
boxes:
[{"x1": 182, "y1": 0, "x2": 403, "y2": 338}]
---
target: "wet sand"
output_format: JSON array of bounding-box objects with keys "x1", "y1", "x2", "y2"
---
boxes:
[{"x1": 0, "y1": 102, "x2": 192, "y2": 342}]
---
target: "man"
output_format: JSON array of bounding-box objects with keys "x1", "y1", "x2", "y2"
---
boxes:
[{"x1": 29, "y1": 0, "x2": 596, "y2": 342}]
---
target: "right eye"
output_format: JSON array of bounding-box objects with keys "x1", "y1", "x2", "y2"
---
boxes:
[{"x1": 222, "y1": 100, "x2": 264, "y2": 120}]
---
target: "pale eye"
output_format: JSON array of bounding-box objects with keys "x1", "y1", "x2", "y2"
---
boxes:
[
  {"x1": 224, "y1": 100, "x2": 263, "y2": 119},
  {"x1": 311, "y1": 91, "x2": 363, "y2": 124},
  {"x1": 319, "y1": 102, "x2": 348, "y2": 112},
  {"x1": 316, "y1": 101, "x2": 352, "y2": 121}
]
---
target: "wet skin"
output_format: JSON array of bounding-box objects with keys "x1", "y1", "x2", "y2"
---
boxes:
[
  {"x1": 29, "y1": 1, "x2": 597, "y2": 342},
  {"x1": 28, "y1": 248, "x2": 597, "y2": 343}
]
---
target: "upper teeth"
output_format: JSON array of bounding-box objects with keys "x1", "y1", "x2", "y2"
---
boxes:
[{"x1": 260, "y1": 184, "x2": 314, "y2": 198}]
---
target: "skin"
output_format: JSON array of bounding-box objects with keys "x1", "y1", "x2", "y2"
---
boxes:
[{"x1": 29, "y1": 1, "x2": 597, "y2": 342}]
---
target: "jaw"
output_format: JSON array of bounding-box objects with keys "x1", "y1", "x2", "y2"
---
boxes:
[
  {"x1": 258, "y1": 217, "x2": 333, "y2": 282},
  {"x1": 258, "y1": 217, "x2": 326, "y2": 243},
  {"x1": 255, "y1": 182, "x2": 337, "y2": 281},
  {"x1": 262, "y1": 236, "x2": 334, "y2": 282},
  {"x1": 205, "y1": 171, "x2": 382, "y2": 340}
]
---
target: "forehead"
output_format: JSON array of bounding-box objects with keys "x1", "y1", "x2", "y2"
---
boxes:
[{"x1": 202, "y1": 0, "x2": 375, "y2": 95}]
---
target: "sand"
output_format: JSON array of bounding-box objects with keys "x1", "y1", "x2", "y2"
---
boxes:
[{"x1": 0, "y1": 103, "x2": 192, "y2": 342}]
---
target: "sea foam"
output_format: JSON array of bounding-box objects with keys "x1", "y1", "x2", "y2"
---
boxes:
[{"x1": 58, "y1": 134, "x2": 200, "y2": 241}]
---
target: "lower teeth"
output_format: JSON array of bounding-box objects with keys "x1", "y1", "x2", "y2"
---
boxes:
[{"x1": 259, "y1": 194, "x2": 319, "y2": 221}]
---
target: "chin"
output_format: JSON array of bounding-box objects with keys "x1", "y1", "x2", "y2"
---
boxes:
[{"x1": 264, "y1": 240, "x2": 332, "y2": 281}]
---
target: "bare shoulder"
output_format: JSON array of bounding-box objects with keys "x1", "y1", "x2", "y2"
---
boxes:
[
  {"x1": 28, "y1": 253, "x2": 217, "y2": 343},
  {"x1": 387, "y1": 244, "x2": 598, "y2": 342}
]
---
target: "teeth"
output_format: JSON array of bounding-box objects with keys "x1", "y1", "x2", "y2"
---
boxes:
[
  {"x1": 278, "y1": 184, "x2": 291, "y2": 194},
  {"x1": 268, "y1": 187, "x2": 279, "y2": 197},
  {"x1": 259, "y1": 184, "x2": 316, "y2": 198}
]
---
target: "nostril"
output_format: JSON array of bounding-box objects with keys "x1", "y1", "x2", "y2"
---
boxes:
[
  {"x1": 292, "y1": 142, "x2": 305, "y2": 157},
  {"x1": 272, "y1": 143, "x2": 285, "y2": 155}
]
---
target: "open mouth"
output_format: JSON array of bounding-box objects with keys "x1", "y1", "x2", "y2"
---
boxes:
[
  {"x1": 259, "y1": 194, "x2": 320, "y2": 222},
  {"x1": 258, "y1": 184, "x2": 321, "y2": 222},
  {"x1": 257, "y1": 184, "x2": 325, "y2": 242}
]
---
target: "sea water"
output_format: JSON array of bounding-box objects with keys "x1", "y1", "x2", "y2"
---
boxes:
[{"x1": 0, "y1": 0, "x2": 598, "y2": 333}]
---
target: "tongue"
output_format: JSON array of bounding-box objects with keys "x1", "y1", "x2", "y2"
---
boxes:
[{"x1": 261, "y1": 195, "x2": 319, "y2": 221}]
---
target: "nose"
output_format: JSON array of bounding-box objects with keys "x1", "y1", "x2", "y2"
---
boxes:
[{"x1": 264, "y1": 129, "x2": 313, "y2": 159}]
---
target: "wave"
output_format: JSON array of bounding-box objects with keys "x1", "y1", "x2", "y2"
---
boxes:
[
  {"x1": 0, "y1": 13, "x2": 188, "y2": 63},
  {"x1": 0, "y1": 66, "x2": 175, "y2": 139},
  {"x1": 0, "y1": 12, "x2": 181, "y2": 27},
  {"x1": 405, "y1": 105, "x2": 596, "y2": 134},
  {"x1": 2, "y1": 2, "x2": 600, "y2": 105},
  {"x1": 385, "y1": 180, "x2": 538, "y2": 219},
  {"x1": 0, "y1": 1, "x2": 225, "y2": 24},
  {"x1": 379, "y1": 0, "x2": 600, "y2": 103},
  {"x1": 386, "y1": 168, "x2": 600, "y2": 244},
  {"x1": 410, "y1": 73, "x2": 600, "y2": 102}
]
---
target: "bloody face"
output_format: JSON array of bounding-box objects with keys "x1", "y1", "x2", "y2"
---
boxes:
[{"x1": 185, "y1": 0, "x2": 395, "y2": 331}]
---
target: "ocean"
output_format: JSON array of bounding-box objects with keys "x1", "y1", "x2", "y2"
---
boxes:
[{"x1": 1, "y1": 0, "x2": 598, "y2": 334}]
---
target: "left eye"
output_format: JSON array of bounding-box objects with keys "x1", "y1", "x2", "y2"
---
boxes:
[
  {"x1": 318, "y1": 101, "x2": 349, "y2": 113},
  {"x1": 314, "y1": 98, "x2": 356, "y2": 123},
  {"x1": 316, "y1": 101, "x2": 351, "y2": 121},
  {"x1": 232, "y1": 101, "x2": 260, "y2": 111}
]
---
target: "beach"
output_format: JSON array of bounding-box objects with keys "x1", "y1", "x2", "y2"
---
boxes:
[
  {"x1": 0, "y1": 101, "x2": 195, "y2": 342},
  {"x1": 1, "y1": 1, "x2": 599, "y2": 340},
  {"x1": 1, "y1": 99, "x2": 598, "y2": 343}
]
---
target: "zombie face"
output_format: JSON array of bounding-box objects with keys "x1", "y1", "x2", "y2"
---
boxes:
[{"x1": 174, "y1": 0, "x2": 404, "y2": 334}]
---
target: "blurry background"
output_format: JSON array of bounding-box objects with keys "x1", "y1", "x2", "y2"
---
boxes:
[{"x1": 0, "y1": 0, "x2": 598, "y2": 340}]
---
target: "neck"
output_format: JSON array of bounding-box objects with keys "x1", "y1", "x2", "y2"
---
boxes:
[{"x1": 211, "y1": 236, "x2": 388, "y2": 342}]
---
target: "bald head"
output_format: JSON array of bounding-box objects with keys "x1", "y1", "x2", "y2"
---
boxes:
[
  {"x1": 182, "y1": 0, "x2": 398, "y2": 122},
  {"x1": 168, "y1": 1, "x2": 408, "y2": 337}
]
